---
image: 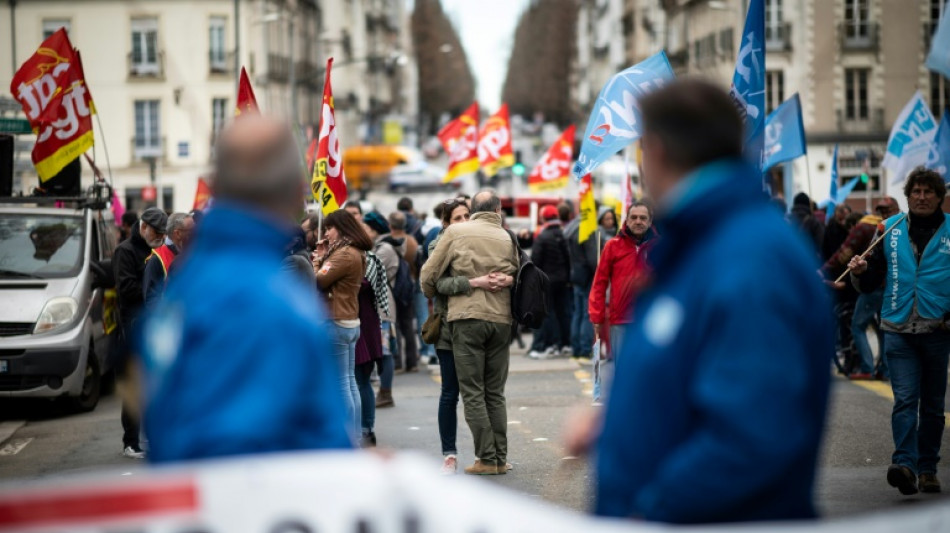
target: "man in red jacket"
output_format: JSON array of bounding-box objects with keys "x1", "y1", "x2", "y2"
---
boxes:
[{"x1": 589, "y1": 200, "x2": 658, "y2": 400}]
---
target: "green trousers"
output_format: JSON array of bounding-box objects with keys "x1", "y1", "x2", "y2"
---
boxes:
[{"x1": 451, "y1": 319, "x2": 512, "y2": 465}]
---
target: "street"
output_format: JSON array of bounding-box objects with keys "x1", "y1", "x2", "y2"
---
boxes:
[{"x1": 1, "y1": 339, "x2": 949, "y2": 519}]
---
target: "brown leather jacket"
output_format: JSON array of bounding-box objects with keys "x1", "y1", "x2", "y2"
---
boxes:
[{"x1": 316, "y1": 245, "x2": 365, "y2": 322}]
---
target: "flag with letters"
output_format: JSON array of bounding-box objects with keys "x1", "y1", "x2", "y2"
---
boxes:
[
  {"x1": 528, "y1": 125, "x2": 575, "y2": 192},
  {"x1": 310, "y1": 58, "x2": 347, "y2": 214},
  {"x1": 729, "y1": 0, "x2": 766, "y2": 170},
  {"x1": 763, "y1": 94, "x2": 806, "y2": 170},
  {"x1": 578, "y1": 173, "x2": 597, "y2": 243},
  {"x1": 438, "y1": 102, "x2": 480, "y2": 183},
  {"x1": 478, "y1": 104, "x2": 514, "y2": 177},
  {"x1": 884, "y1": 92, "x2": 938, "y2": 184},
  {"x1": 10, "y1": 28, "x2": 95, "y2": 182}
]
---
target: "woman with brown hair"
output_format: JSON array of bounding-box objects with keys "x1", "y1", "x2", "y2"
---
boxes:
[{"x1": 313, "y1": 210, "x2": 374, "y2": 440}]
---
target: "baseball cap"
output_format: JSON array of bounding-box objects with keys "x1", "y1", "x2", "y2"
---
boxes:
[
  {"x1": 140, "y1": 207, "x2": 168, "y2": 233},
  {"x1": 540, "y1": 205, "x2": 559, "y2": 221}
]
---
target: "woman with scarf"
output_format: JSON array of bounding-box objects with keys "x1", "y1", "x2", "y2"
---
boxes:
[{"x1": 314, "y1": 210, "x2": 374, "y2": 440}]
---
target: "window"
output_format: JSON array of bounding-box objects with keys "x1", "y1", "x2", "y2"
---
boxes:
[
  {"x1": 932, "y1": 72, "x2": 950, "y2": 118},
  {"x1": 211, "y1": 98, "x2": 228, "y2": 144},
  {"x1": 844, "y1": 0, "x2": 870, "y2": 41},
  {"x1": 845, "y1": 68, "x2": 870, "y2": 120},
  {"x1": 765, "y1": 0, "x2": 783, "y2": 41},
  {"x1": 130, "y1": 18, "x2": 159, "y2": 75},
  {"x1": 209, "y1": 16, "x2": 227, "y2": 73},
  {"x1": 719, "y1": 28, "x2": 734, "y2": 59},
  {"x1": 765, "y1": 71, "x2": 785, "y2": 115},
  {"x1": 134, "y1": 100, "x2": 161, "y2": 157},
  {"x1": 42, "y1": 19, "x2": 70, "y2": 39}
]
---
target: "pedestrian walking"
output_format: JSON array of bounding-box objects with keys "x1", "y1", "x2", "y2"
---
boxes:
[
  {"x1": 528, "y1": 204, "x2": 572, "y2": 359},
  {"x1": 849, "y1": 168, "x2": 950, "y2": 496},
  {"x1": 113, "y1": 206, "x2": 167, "y2": 459},
  {"x1": 137, "y1": 116, "x2": 351, "y2": 462},
  {"x1": 565, "y1": 79, "x2": 832, "y2": 523},
  {"x1": 143, "y1": 212, "x2": 194, "y2": 307},
  {"x1": 420, "y1": 190, "x2": 518, "y2": 476},
  {"x1": 314, "y1": 210, "x2": 374, "y2": 438}
]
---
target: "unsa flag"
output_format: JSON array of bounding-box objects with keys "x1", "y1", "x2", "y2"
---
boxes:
[
  {"x1": 438, "y1": 102, "x2": 480, "y2": 183},
  {"x1": 310, "y1": 58, "x2": 347, "y2": 214},
  {"x1": 528, "y1": 125, "x2": 575, "y2": 192},
  {"x1": 478, "y1": 104, "x2": 514, "y2": 177},
  {"x1": 10, "y1": 28, "x2": 96, "y2": 182}
]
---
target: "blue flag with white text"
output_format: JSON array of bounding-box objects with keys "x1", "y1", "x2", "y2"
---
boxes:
[
  {"x1": 573, "y1": 51, "x2": 675, "y2": 179},
  {"x1": 926, "y1": 1, "x2": 950, "y2": 79},
  {"x1": 884, "y1": 92, "x2": 939, "y2": 184},
  {"x1": 729, "y1": 0, "x2": 766, "y2": 170},
  {"x1": 764, "y1": 94, "x2": 806, "y2": 170},
  {"x1": 928, "y1": 110, "x2": 950, "y2": 179}
]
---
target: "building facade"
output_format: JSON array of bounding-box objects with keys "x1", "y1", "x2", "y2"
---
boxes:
[{"x1": 0, "y1": 0, "x2": 417, "y2": 213}]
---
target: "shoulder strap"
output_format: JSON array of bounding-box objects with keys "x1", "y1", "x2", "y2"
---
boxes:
[{"x1": 506, "y1": 229, "x2": 522, "y2": 270}]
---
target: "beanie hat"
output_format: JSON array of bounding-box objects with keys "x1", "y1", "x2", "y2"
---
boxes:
[
  {"x1": 793, "y1": 192, "x2": 811, "y2": 207},
  {"x1": 363, "y1": 211, "x2": 390, "y2": 235}
]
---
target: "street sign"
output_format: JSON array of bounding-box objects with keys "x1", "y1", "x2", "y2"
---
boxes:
[{"x1": 0, "y1": 117, "x2": 32, "y2": 134}]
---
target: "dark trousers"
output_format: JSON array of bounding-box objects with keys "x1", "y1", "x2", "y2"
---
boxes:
[
  {"x1": 355, "y1": 362, "x2": 376, "y2": 433},
  {"x1": 437, "y1": 348, "x2": 460, "y2": 455},
  {"x1": 121, "y1": 404, "x2": 140, "y2": 448},
  {"x1": 394, "y1": 302, "x2": 418, "y2": 370},
  {"x1": 531, "y1": 281, "x2": 573, "y2": 351}
]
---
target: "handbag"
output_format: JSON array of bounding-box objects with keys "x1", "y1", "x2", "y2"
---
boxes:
[{"x1": 421, "y1": 310, "x2": 442, "y2": 345}]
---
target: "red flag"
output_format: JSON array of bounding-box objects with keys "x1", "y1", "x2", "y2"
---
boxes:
[
  {"x1": 478, "y1": 104, "x2": 514, "y2": 177},
  {"x1": 193, "y1": 178, "x2": 212, "y2": 211},
  {"x1": 310, "y1": 58, "x2": 347, "y2": 215},
  {"x1": 438, "y1": 102, "x2": 479, "y2": 183},
  {"x1": 235, "y1": 67, "x2": 259, "y2": 116},
  {"x1": 10, "y1": 28, "x2": 95, "y2": 182},
  {"x1": 528, "y1": 125, "x2": 575, "y2": 192}
]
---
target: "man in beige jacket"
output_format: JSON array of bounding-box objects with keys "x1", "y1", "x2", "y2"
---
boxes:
[{"x1": 420, "y1": 190, "x2": 519, "y2": 475}]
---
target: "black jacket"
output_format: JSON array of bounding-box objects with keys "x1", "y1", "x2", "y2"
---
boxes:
[
  {"x1": 113, "y1": 222, "x2": 152, "y2": 328},
  {"x1": 821, "y1": 220, "x2": 850, "y2": 263},
  {"x1": 531, "y1": 223, "x2": 571, "y2": 284},
  {"x1": 787, "y1": 205, "x2": 823, "y2": 255}
]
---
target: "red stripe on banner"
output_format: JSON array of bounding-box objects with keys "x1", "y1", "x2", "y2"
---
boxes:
[{"x1": 0, "y1": 479, "x2": 198, "y2": 528}]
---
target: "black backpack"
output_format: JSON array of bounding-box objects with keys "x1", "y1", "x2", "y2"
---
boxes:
[
  {"x1": 382, "y1": 237, "x2": 415, "y2": 308},
  {"x1": 507, "y1": 231, "x2": 549, "y2": 329}
]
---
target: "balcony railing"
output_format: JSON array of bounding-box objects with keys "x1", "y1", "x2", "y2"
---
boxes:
[
  {"x1": 836, "y1": 107, "x2": 886, "y2": 134},
  {"x1": 127, "y1": 51, "x2": 164, "y2": 78},
  {"x1": 267, "y1": 53, "x2": 291, "y2": 83},
  {"x1": 765, "y1": 22, "x2": 792, "y2": 52},
  {"x1": 839, "y1": 21, "x2": 880, "y2": 53},
  {"x1": 130, "y1": 136, "x2": 165, "y2": 162}
]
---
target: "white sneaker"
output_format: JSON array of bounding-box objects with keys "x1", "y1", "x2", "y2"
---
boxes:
[
  {"x1": 441, "y1": 454, "x2": 458, "y2": 475},
  {"x1": 528, "y1": 350, "x2": 545, "y2": 359},
  {"x1": 560, "y1": 346, "x2": 574, "y2": 357},
  {"x1": 123, "y1": 446, "x2": 145, "y2": 459}
]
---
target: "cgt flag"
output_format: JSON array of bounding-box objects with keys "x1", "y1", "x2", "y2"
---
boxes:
[
  {"x1": 10, "y1": 28, "x2": 96, "y2": 182},
  {"x1": 528, "y1": 125, "x2": 575, "y2": 192},
  {"x1": 927, "y1": 110, "x2": 950, "y2": 179},
  {"x1": 478, "y1": 104, "x2": 514, "y2": 177},
  {"x1": 193, "y1": 177, "x2": 212, "y2": 211},
  {"x1": 884, "y1": 91, "x2": 938, "y2": 184},
  {"x1": 578, "y1": 173, "x2": 597, "y2": 243},
  {"x1": 729, "y1": 0, "x2": 766, "y2": 170},
  {"x1": 311, "y1": 58, "x2": 348, "y2": 215},
  {"x1": 438, "y1": 102, "x2": 480, "y2": 183},
  {"x1": 763, "y1": 94, "x2": 807, "y2": 170},
  {"x1": 236, "y1": 67, "x2": 260, "y2": 115},
  {"x1": 573, "y1": 51, "x2": 674, "y2": 179}
]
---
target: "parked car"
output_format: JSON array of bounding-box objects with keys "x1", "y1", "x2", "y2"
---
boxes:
[{"x1": 388, "y1": 163, "x2": 458, "y2": 192}]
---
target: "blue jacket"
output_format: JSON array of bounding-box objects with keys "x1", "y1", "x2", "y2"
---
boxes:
[
  {"x1": 595, "y1": 160, "x2": 832, "y2": 523},
  {"x1": 137, "y1": 203, "x2": 352, "y2": 463},
  {"x1": 880, "y1": 213, "x2": 950, "y2": 326}
]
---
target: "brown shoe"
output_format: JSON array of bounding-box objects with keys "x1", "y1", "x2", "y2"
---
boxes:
[
  {"x1": 496, "y1": 462, "x2": 511, "y2": 474},
  {"x1": 920, "y1": 472, "x2": 941, "y2": 493},
  {"x1": 375, "y1": 389, "x2": 394, "y2": 408},
  {"x1": 887, "y1": 464, "x2": 918, "y2": 495},
  {"x1": 463, "y1": 460, "x2": 500, "y2": 475}
]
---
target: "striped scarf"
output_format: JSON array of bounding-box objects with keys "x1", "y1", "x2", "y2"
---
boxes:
[{"x1": 365, "y1": 251, "x2": 390, "y2": 317}]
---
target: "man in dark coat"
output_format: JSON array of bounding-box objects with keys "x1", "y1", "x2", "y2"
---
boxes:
[
  {"x1": 528, "y1": 205, "x2": 572, "y2": 358},
  {"x1": 787, "y1": 192, "x2": 823, "y2": 255}
]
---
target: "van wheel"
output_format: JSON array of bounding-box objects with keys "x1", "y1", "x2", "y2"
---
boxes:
[{"x1": 67, "y1": 346, "x2": 101, "y2": 412}]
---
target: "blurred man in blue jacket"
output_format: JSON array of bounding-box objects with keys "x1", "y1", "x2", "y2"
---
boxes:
[
  {"x1": 567, "y1": 79, "x2": 832, "y2": 523},
  {"x1": 137, "y1": 116, "x2": 352, "y2": 462}
]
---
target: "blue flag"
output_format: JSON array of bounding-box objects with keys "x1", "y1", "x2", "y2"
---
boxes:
[
  {"x1": 764, "y1": 94, "x2": 807, "y2": 170},
  {"x1": 927, "y1": 1, "x2": 950, "y2": 79},
  {"x1": 729, "y1": 0, "x2": 766, "y2": 170},
  {"x1": 884, "y1": 92, "x2": 939, "y2": 184},
  {"x1": 928, "y1": 110, "x2": 950, "y2": 179},
  {"x1": 824, "y1": 145, "x2": 859, "y2": 215},
  {"x1": 573, "y1": 51, "x2": 675, "y2": 179}
]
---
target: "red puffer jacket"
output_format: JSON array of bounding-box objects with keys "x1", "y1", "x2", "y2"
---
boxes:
[{"x1": 588, "y1": 226, "x2": 658, "y2": 325}]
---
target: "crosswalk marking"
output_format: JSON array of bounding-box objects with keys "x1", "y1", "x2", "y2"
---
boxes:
[{"x1": 0, "y1": 438, "x2": 33, "y2": 456}]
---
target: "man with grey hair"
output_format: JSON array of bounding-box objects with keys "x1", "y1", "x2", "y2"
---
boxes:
[
  {"x1": 136, "y1": 116, "x2": 351, "y2": 462},
  {"x1": 143, "y1": 212, "x2": 194, "y2": 306},
  {"x1": 420, "y1": 190, "x2": 518, "y2": 475}
]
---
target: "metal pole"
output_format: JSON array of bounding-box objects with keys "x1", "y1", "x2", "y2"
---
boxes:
[
  {"x1": 803, "y1": 152, "x2": 814, "y2": 200},
  {"x1": 9, "y1": 0, "x2": 17, "y2": 73},
  {"x1": 234, "y1": 0, "x2": 240, "y2": 95},
  {"x1": 288, "y1": 16, "x2": 296, "y2": 122}
]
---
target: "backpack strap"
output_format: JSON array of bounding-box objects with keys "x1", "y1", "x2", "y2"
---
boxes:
[{"x1": 506, "y1": 229, "x2": 522, "y2": 270}]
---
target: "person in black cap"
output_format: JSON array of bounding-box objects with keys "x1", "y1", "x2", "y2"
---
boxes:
[{"x1": 112, "y1": 206, "x2": 167, "y2": 459}]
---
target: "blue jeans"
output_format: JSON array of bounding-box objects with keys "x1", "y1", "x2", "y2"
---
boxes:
[
  {"x1": 608, "y1": 324, "x2": 628, "y2": 362},
  {"x1": 437, "y1": 348, "x2": 460, "y2": 455},
  {"x1": 330, "y1": 324, "x2": 362, "y2": 434},
  {"x1": 885, "y1": 331, "x2": 950, "y2": 474},
  {"x1": 853, "y1": 290, "x2": 885, "y2": 375},
  {"x1": 415, "y1": 288, "x2": 434, "y2": 356},
  {"x1": 571, "y1": 285, "x2": 594, "y2": 357},
  {"x1": 380, "y1": 321, "x2": 394, "y2": 390},
  {"x1": 355, "y1": 364, "x2": 375, "y2": 433}
]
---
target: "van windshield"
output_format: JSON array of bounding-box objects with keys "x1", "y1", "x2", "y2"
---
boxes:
[{"x1": 0, "y1": 214, "x2": 85, "y2": 279}]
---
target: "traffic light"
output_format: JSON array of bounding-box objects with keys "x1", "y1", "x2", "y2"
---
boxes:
[
  {"x1": 860, "y1": 173, "x2": 869, "y2": 184},
  {"x1": 512, "y1": 162, "x2": 526, "y2": 176}
]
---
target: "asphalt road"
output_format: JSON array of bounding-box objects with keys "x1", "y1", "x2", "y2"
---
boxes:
[{"x1": 2, "y1": 343, "x2": 950, "y2": 519}]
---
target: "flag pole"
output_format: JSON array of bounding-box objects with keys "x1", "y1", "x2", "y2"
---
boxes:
[
  {"x1": 834, "y1": 213, "x2": 908, "y2": 283},
  {"x1": 803, "y1": 153, "x2": 813, "y2": 200}
]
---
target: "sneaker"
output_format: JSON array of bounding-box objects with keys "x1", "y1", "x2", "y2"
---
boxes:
[
  {"x1": 887, "y1": 464, "x2": 919, "y2": 495},
  {"x1": 463, "y1": 459, "x2": 500, "y2": 475},
  {"x1": 441, "y1": 454, "x2": 458, "y2": 475},
  {"x1": 919, "y1": 472, "x2": 941, "y2": 493},
  {"x1": 560, "y1": 346, "x2": 574, "y2": 357},
  {"x1": 360, "y1": 432, "x2": 377, "y2": 448},
  {"x1": 123, "y1": 445, "x2": 145, "y2": 459},
  {"x1": 527, "y1": 350, "x2": 546, "y2": 359},
  {"x1": 849, "y1": 372, "x2": 873, "y2": 380}
]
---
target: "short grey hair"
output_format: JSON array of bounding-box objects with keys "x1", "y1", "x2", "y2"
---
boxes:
[
  {"x1": 471, "y1": 190, "x2": 501, "y2": 214},
  {"x1": 388, "y1": 210, "x2": 407, "y2": 231},
  {"x1": 166, "y1": 212, "x2": 191, "y2": 234}
]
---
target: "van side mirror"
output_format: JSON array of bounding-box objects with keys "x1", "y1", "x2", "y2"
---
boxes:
[{"x1": 90, "y1": 260, "x2": 114, "y2": 289}]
